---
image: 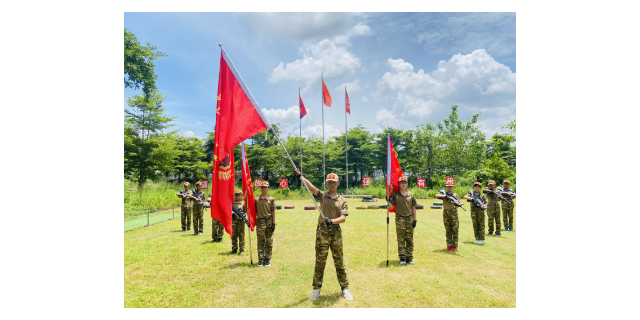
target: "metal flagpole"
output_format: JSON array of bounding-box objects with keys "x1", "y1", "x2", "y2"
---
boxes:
[
  {"x1": 387, "y1": 133, "x2": 390, "y2": 267},
  {"x1": 345, "y1": 86, "x2": 349, "y2": 195},
  {"x1": 270, "y1": 126, "x2": 327, "y2": 219},
  {"x1": 321, "y1": 73, "x2": 326, "y2": 191},
  {"x1": 299, "y1": 87, "x2": 303, "y2": 194},
  {"x1": 248, "y1": 212, "x2": 253, "y2": 265}
]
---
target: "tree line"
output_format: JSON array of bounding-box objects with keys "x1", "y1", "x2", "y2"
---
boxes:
[{"x1": 124, "y1": 28, "x2": 516, "y2": 191}]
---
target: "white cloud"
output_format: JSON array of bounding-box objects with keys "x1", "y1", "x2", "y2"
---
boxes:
[
  {"x1": 362, "y1": 96, "x2": 369, "y2": 102},
  {"x1": 301, "y1": 124, "x2": 342, "y2": 139},
  {"x1": 269, "y1": 39, "x2": 362, "y2": 88},
  {"x1": 335, "y1": 78, "x2": 360, "y2": 93},
  {"x1": 237, "y1": 13, "x2": 354, "y2": 41},
  {"x1": 262, "y1": 105, "x2": 312, "y2": 136},
  {"x1": 374, "y1": 49, "x2": 515, "y2": 130},
  {"x1": 334, "y1": 22, "x2": 373, "y2": 45},
  {"x1": 184, "y1": 131, "x2": 196, "y2": 138},
  {"x1": 196, "y1": 121, "x2": 202, "y2": 125}
]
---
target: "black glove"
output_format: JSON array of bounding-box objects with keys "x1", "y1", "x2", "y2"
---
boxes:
[
  {"x1": 324, "y1": 218, "x2": 333, "y2": 226},
  {"x1": 294, "y1": 169, "x2": 301, "y2": 180},
  {"x1": 412, "y1": 220, "x2": 417, "y2": 228},
  {"x1": 386, "y1": 195, "x2": 391, "y2": 202},
  {"x1": 271, "y1": 223, "x2": 276, "y2": 232}
]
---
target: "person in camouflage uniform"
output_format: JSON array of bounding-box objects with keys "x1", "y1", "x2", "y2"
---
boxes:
[
  {"x1": 500, "y1": 180, "x2": 516, "y2": 231},
  {"x1": 191, "y1": 181, "x2": 206, "y2": 235},
  {"x1": 176, "y1": 182, "x2": 192, "y2": 231},
  {"x1": 231, "y1": 190, "x2": 247, "y2": 254},
  {"x1": 296, "y1": 169, "x2": 353, "y2": 301},
  {"x1": 482, "y1": 180, "x2": 502, "y2": 237},
  {"x1": 435, "y1": 180, "x2": 460, "y2": 251},
  {"x1": 464, "y1": 182, "x2": 486, "y2": 244},
  {"x1": 255, "y1": 181, "x2": 276, "y2": 267},
  {"x1": 388, "y1": 176, "x2": 418, "y2": 265},
  {"x1": 212, "y1": 215, "x2": 224, "y2": 242}
]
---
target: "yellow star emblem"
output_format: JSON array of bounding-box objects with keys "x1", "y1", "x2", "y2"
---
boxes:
[{"x1": 214, "y1": 155, "x2": 218, "y2": 161}]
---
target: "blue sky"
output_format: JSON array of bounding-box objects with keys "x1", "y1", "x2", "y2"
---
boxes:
[{"x1": 124, "y1": 12, "x2": 516, "y2": 139}]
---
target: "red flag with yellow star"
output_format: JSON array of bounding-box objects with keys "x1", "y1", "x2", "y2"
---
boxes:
[{"x1": 213, "y1": 47, "x2": 271, "y2": 236}]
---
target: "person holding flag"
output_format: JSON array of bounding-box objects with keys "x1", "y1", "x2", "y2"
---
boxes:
[
  {"x1": 388, "y1": 176, "x2": 418, "y2": 265},
  {"x1": 385, "y1": 135, "x2": 405, "y2": 266},
  {"x1": 295, "y1": 168, "x2": 352, "y2": 301}
]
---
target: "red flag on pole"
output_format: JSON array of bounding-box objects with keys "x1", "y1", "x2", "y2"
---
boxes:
[
  {"x1": 345, "y1": 89, "x2": 350, "y2": 115},
  {"x1": 241, "y1": 143, "x2": 256, "y2": 231},
  {"x1": 386, "y1": 136, "x2": 403, "y2": 213},
  {"x1": 299, "y1": 93, "x2": 307, "y2": 119},
  {"x1": 213, "y1": 47, "x2": 272, "y2": 237},
  {"x1": 322, "y1": 79, "x2": 332, "y2": 107}
]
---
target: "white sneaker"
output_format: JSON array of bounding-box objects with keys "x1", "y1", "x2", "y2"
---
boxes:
[
  {"x1": 478, "y1": 240, "x2": 484, "y2": 244},
  {"x1": 474, "y1": 240, "x2": 480, "y2": 244},
  {"x1": 309, "y1": 289, "x2": 321, "y2": 300},
  {"x1": 342, "y1": 288, "x2": 353, "y2": 300}
]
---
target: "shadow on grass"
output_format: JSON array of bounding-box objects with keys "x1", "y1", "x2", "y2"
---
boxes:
[
  {"x1": 462, "y1": 242, "x2": 484, "y2": 245},
  {"x1": 377, "y1": 260, "x2": 401, "y2": 268},
  {"x1": 282, "y1": 292, "x2": 343, "y2": 308},
  {"x1": 225, "y1": 262, "x2": 256, "y2": 269},
  {"x1": 432, "y1": 248, "x2": 460, "y2": 255},
  {"x1": 170, "y1": 230, "x2": 186, "y2": 233}
]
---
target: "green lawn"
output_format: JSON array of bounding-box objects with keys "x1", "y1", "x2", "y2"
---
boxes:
[
  {"x1": 124, "y1": 198, "x2": 516, "y2": 308},
  {"x1": 124, "y1": 207, "x2": 179, "y2": 232}
]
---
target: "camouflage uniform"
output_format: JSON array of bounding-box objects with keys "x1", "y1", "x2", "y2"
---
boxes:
[
  {"x1": 232, "y1": 201, "x2": 246, "y2": 252},
  {"x1": 255, "y1": 195, "x2": 276, "y2": 260},
  {"x1": 390, "y1": 191, "x2": 417, "y2": 261},
  {"x1": 467, "y1": 192, "x2": 487, "y2": 240},
  {"x1": 502, "y1": 188, "x2": 515, "y2": 229},
  {"x1": 442, "y1": 193, "x2": 460, "y2": 248},
  {"x1": 191, "y1": 189, "x2": 205, "y2": 233},
  {"x1": 180, "y1": 190, "x2": 192, "y2": 230},
  {"x1": 212, "y1": 217, "x2": 224, "y2": 241},
  {"x1": 485, "y1": 189, "x2": 502, "y2": 234},
  {"x1": 312, "y1": 190, "x2": 349, "y2": 290}
]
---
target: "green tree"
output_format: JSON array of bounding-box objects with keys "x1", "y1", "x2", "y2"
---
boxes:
[
  {"x1": 171, "y1": 135, "x2": 210, "y2": 180},
  {"x1": 124, "y1": 92, "x2": 176, "y2": 188},
  {"x1": 437, "y1": 105, "x2": 486, "y2": 177},
  {"x1": 124, "y1": 28, "x2": 167, "y2": 97},
  {"x1": 410, "y1": 122, "x2": 442, "y2": 188}
]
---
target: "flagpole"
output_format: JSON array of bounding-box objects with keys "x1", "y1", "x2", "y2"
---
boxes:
[
  {"x1": 345, "y1": 86, "x2": 348, "y2": 195},
  {"x1": 299, "y1": 87, "x2": 303, "y2": 194},
  {"x1": 321, "y1": 73, "x2": 326, "y2": 191},
  {"x1": 386, "y1": 133, "x2": 390, "y2": 267},
  {"x1": 269, "y1": 126, "x2": 327, "y2": 219},
  {"x1": 248, "y1": 214, "x2": 253, "y2": 265}
]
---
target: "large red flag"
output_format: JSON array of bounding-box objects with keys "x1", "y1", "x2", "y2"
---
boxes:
[
  {"x1": 386, "y1": 136, "x2": 403, "y2": 213},
  {"x1": 322, "y1": 79, "x2": 332, "y2": 107},
  {"x1": 241, "y1": 142, "x2": 256, "y2": 231},
  {"x1": 213, "y1": 48, "x2": 272, "y2": 237},
  {"x1": 345, "y1": 89, "x2": 350, "y2": 115}
]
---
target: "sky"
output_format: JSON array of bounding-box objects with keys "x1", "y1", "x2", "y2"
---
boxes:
[{"x1": 124, "y1": 12, "x2": 516, "y2": 140}]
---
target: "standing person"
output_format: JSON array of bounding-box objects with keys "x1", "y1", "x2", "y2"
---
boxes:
[
  {"x1": 176, "y1": 182, "x2": 192, "y2": 232},
  {"x1": 435, "y1": 180, "x2": 460, "y2": 252},
  {"x1": 295, "y1": 169, "x2": 352, "y2": 301},
  {"x1": 464, "y1": 182, "x2": 486, "y2": 244},
  {"x1": 191, "y1": 181, "x2": 206, "y2": 235},
  {"x1": 255, "y1": 181, "x2": 276, "y2": 267},
  {"x1": 501, "y1": 180, "x2": 516, "y2": 231},
  {"x1": 482, "y1": 180, "x2": 502, "y2": 237},
  {"x1": 212, "y1": 215, "x2": 224, "y2": 242},
  {"x1": 231, "y1": 190, "x2": 247, "y2": 254},
  {"x1": 387, "y1": 176, "x2": 417, "y2": 265}
]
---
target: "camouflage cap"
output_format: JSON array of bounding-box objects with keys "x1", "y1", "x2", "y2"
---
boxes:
[
  {"x1": 398, "y1": 175, "x2": 408, "y2": 182},
  {"x1": 503, "y1": 180, "x2": 510, "y2": 184},
  {"x1": 260, "y1": 181, "x2": 270, "y2": 187},
  {"x1": 473, "y1": 181, "x2": 482, "y2": 187},
  {"x1": 445, "y1": 177, "x2": 455, "y2": 187},
  {"x1": 234, "y1": 189, "x2": 242, "y2": 195},
  {"x1": 488, "y1": 180, "x2": 496, "y2": 185},
  {"x1": 325, "y1": 173, "x2": 339, "y2": 182},
  {"x1": 195, "y1": 181, "x2": 202, "y2": 186},
  {"x1": 183, "y1": 182, "x2": 190, "y2": 186}
]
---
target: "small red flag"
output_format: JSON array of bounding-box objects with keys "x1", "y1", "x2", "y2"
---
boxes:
[
  {"x1": 345, "y1": 89, "x2": 350, "y2": 115},
  {"x1": 322, "y1": 79, "x2": 332, "y2": 107},
  {"x1": 299, "y1": 93, "x2": 307, "y2": 119},
  {"x1": 241, "y1": 143, "x2": 256, "y2": 231},
  {"x1": 386, "y1": 136, "x2": 403, "y2": 213}
]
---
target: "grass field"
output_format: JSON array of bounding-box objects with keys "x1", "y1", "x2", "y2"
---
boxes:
[
  {"x1": 124, "y1": 198, "x2": 516, "y2": 308},
  {"x1": 124, "y1": 207, "x2": 180, "y2": 232}
]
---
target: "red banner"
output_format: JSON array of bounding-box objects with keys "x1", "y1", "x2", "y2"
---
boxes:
[
  {"x1": 279, "y1": 179, "x2": 288, "y2": 189},
  {"x1": 417, "y1": 178, "x2": 426, "y2": 189},
  {"x1": 362, "y1": 177, "x2": 371, "y2": 187},
  {"x1": 254, "y1": 179, "x2": 262, "y2": 188},
  {"x1": 199, "y1": 180, "x2": 209, "y2": 189}
]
